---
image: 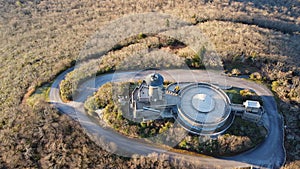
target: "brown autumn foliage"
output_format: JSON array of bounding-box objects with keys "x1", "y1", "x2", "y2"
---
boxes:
[{"x1": 0, "y1": 0, "x2": 299, "y2": 168}]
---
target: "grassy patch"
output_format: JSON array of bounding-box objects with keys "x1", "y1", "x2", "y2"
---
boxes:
[
  {"x1": 224, "y1": 87, "x2": 244, "y2": 104},
  {"x1": 27, "y1": 83, "x2": 51, "y2": 107},
  {"x1": 224, "y1": 87, "x2": 263, "y2": 105}
]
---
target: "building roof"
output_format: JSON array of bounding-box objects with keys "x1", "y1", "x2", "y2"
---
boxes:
[
  {"x1": 145, "y1": 73, "x2": 164, "y2": 87},
  {"x1": 243, "y1": 100, "x2": 261, "y2": 108}
]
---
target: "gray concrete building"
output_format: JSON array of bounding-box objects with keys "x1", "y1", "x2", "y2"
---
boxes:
[{"x1": 130, "y1": 73, "x2": 263, "y2": 136}]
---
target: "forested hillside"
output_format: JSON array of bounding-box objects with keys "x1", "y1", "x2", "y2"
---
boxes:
[{"x1": 0, "y1": 0, "x2": 299, "y2": 168}]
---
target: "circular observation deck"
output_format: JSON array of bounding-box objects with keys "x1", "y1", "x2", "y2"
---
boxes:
[{"x1": 176, "y1": 83, "x2": 232, "y2": 135}]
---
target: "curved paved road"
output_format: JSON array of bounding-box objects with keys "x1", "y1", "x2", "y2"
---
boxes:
[{"x1": 50, "y1": 69, "x2": 285, "y2": 169}]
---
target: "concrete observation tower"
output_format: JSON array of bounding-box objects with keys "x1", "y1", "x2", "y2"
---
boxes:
[{"x1": 145, "y1": 73, "x2": 164, "y2": 102}]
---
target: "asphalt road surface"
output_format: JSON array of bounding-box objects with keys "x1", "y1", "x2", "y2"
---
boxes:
[{"x1": 50, "y1": 68, "x2": 285, "y2": 169}]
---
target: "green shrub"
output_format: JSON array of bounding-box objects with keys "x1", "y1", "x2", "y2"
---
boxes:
[
  {"x1": 271, "y1": 81, "x2": 280, "y2": 91},
  {"x1": 179, "y1": 140, "x2": 187, "y2": 148},
  {"x1": 138, "y1": 33, "x2": 147, "y2": 39}
]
